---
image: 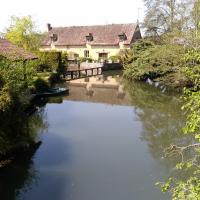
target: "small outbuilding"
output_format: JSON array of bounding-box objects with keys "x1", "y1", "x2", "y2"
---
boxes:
[{"x1": 0, "y1": 38, "x2": 37, "y2": 61}]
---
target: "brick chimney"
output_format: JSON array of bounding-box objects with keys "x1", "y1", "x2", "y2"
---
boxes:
[{"x1": 47, "y1": 23, "x2": 52, "y2": 32}]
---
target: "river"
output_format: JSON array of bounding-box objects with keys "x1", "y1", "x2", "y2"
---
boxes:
[{"x1": 0, "y1": 71, "x2": 190, "y2": 200}]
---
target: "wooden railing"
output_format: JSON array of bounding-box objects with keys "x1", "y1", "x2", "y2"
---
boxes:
[{"x1": 64, "y1": 66, "x2": 103, "y2": 81}]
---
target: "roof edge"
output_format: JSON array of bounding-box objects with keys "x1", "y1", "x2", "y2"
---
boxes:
[{"x1": 49, "y1": 22, "x2": 138, "y2": 30}]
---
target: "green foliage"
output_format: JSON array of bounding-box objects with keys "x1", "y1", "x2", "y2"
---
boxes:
[
  {"x1": 182, "y1": 89, "x2": 200, "y2": 135},
  {"x1": 79, "y1": 57, "x2": 93, "y2": 63},
  {"x1": 143, "y1": 0, "x2": 193, "y2": 36},
  {"x1": 0, "y1": 87, "x2": 13, "y2": 112},
  {"x1": 124, "y1": 40, "x2": 185, "y2": 86},
  {"x1": 183, "y1": 50, "x2": 200, "y2": 88},
  {"x1": 157, "y1": 167, "x2": 200, "y2": 200},
  {"x1": 35, "y1": 51, "x2": 67, "y2": 73},
  {"x1": 155, "y1": 49, "x2": 200, "y2": 199},
  {"x1": 118, "y1": 49, "x2": 134, "y2": 66},
  {"x1": 108, "y1": 55, "x2": 120, "y2": 63},
  {"x1": 0, "y1": 57, "x2": 34, "y2": 118},
  {"x1": 0, "y1": 97, "x2": 46, "y2": 157},
  {"x1": 0, "y1": 58, "x2": 36, "y2": 93},
  {"x1": 132, "y1": 1, "x2": 200, "y2": 198},
  {"x1": 180, "y1": 50, "x2": 200, "y2": 134},
  {"x1": 35, "y1": 51, "x2": 60, "y2": 72},
  {"x1": 0, "y1": 53, "x2": 46, "y2": 158},
  {"x1": 60, "y1": 52, "x2": 68, "y2": 72},
  {"x1": 32, "y1": 78, "x2": 49, "y2": 93},
  {"x1": 130, "y1": 39, "x2": 155, "y2": 59},
  {"x1": 48, "y1": 73, "x2": 61, "y2": 85},
  {"x1": 192, "y1": 0, "x2": 200, "y2": 31},
  {"x1": 0, "y1": 84, "x2": 42, "y2": 157},
  {"x1": 5, "y1": 15, "x2": 43, "y2": 51}
]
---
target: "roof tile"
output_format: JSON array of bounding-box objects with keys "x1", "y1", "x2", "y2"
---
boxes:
[
  {"x1": 0, "y1": 38, "x2": 37, "y2": 60},
  {"x1": 42, "y1": 23, "x2": 138, "y2": 46}
]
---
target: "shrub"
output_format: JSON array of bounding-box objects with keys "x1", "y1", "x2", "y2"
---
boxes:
[
  {"x1": 59, "y1": 52, "x2": 68, "y2": 72},
  {"x1": 123, "y1": 41, "x2": 185, "y2": 82},
  {"x1": 79, "y1": 57, "x2": 93, "y2": 63},
  {"x1": 32, "y1": 78, "x2": 49, "y2": 93},
  {"x1": 48, "y1": 73, "x2": 61, "y2": 85},
  {"x1": 109, "y1": 55, "x2": 120, "y2": 63},
  {"x1": 35, "y1": 51, "x2": 62, "y2": 72}
]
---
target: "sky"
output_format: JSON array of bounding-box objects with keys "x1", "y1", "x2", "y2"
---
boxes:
[{"x1": 0, "y1": 0, "x2": 144, "y2": 32}]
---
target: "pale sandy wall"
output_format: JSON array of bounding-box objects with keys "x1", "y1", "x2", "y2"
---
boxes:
[{"x1": 40, "y1": 43, "x2": 130, "y2": 60}]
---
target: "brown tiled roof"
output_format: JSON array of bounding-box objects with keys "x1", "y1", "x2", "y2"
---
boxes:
[
  {"x1": 0, "y1": 38, "x2": 37, "y2": 60},
  {"x1": 42, "y1": 23, "x2": 139, "y2": 46}
]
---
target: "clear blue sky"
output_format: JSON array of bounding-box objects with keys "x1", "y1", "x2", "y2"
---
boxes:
[{"x1": 1, "y1": 0, "x2": 144, "y2": 32}]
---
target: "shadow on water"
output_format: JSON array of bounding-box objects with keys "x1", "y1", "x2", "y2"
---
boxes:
[
  {"x1": 0, "y1": 143, "x2": 40, "y2": 200},
  {"x1": 0, "y1": 106, "x2": 47, "y2": 200}
]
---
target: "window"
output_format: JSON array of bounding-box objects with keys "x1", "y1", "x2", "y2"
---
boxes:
[
  {"x1": 118, "y1": 32, "x2": 127, "y2": 42},
  {"x1": 98, "y1": 53, "x2": 108, "y2": 59},
  {"x1": 86, "y1": 33, "x2": 93, "y2": 42},
  {"x1": 84, "y1": 50, "x2": 90, "y2": 58},
  {"x1": 50, "y1": 33, "x2": 58, "y2": 42}
]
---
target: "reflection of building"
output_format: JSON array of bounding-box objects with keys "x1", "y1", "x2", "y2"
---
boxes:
[
  {"x1": 65, "y1": 76, "x2": 131, "y2": 105},
  {"x1": 40, "y1": 23, "x2": 142, "y2": 60}
]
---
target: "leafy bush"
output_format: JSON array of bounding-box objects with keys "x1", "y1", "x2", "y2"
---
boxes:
[
  {"x1": 35, "y1": 51, "x2": 62, "y2": 72},
  {"x1": 108, "y1": 55, "x2": 120, "y2": 63},
  {"x1": 79, "y1": 57, "x2": 93, "y2": 63},
  {"x1": 32, "y1": 78, "x2": 49, "y2": 93},
  {"x1": 155, "y1": 49, "x2": 200, "y2": 200},
  {"x1": 48, "y1": 73, "x2": 61, "y2": 85},
  {"x1": 60, "y1": 52, "x2": 68, "y2": 72},
  {"x1": 123, "y1": 40, "x2": 186, "y2": 84}
]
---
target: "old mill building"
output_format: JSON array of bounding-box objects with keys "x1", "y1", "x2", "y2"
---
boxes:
[{"x1": 40, "y1": 23, "x2": 142, "y2": 60}]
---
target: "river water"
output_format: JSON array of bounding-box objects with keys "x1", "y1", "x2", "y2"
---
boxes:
[{"x1": 0, "y1": 71, "x2": 190, "y2": 200}]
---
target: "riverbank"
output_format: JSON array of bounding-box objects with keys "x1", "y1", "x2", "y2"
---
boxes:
[
  {"x1": 122, "y1": 40, "x2": 192, "y2": 92},
  {"x1": 0, "y1": 141, "x2": 42, "y2": 168}
]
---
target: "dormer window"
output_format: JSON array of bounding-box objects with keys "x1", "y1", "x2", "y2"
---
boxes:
[
  {"x1": 118, "y1": 32, "x2": 127, "y2": 42},
  {"x1": 86, "y1": 33, "x2": 93, "y2": 42},
  {"x1": 50, "y1": 33, "x2": 58, "y2": 42}
]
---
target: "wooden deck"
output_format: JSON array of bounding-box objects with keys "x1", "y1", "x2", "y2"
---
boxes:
[{"x1": 64, "y1": 66, "x2": 103, "y2": 81}]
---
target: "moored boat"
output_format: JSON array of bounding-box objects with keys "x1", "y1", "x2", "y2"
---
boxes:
[{"x1": 36, "y1": 87, "x2": 69, "y2": 97}]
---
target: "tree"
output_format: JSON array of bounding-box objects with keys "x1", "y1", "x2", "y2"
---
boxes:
[
  {"x1": 5, "y1": 16, "x2": 43, "y2": 51},
  {"x1": 0, "y1": 56, "x2": 44, "y2": 158},
  {"x1": 143, "y1": 0, "x2": 193, "y2": 36},
  {"x1": 155, "y1": 49, "x2": 200, "y2": 200},
  {"x1": 192, "y1": 0, "x2": 200, "y2": 34}
]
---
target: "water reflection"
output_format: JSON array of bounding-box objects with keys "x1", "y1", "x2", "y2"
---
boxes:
[
  {"x1": 64, "y1": 72, "x2": 130, "y2": 105},
  {"x1": 64, "y1": 72, "x2": 193, "y2": 167},
  {"x1": 0, "y1": 71, "x2": 194, "y2": 200},
  {"x1": 0, "y1": 107, "x2": 47, "y2": 200},
  {"x1": 122, "y1": 80, "x2": 193, "y2": 167},
  {"x1": 0, "y1": 143, "x2": 40, "y2": 200}
]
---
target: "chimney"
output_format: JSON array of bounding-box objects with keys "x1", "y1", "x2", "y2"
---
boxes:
[{"x1": 47, "y1": 23, "x2": 52, "y2": 32}]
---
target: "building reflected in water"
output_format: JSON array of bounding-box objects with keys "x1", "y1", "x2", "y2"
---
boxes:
[{"x1": 66, "y1": 75, "x2": 132, "y2": 105}]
